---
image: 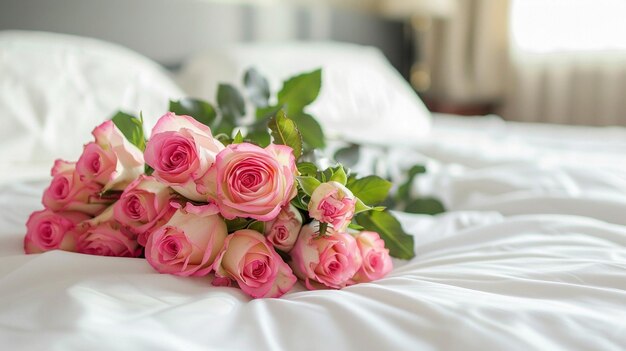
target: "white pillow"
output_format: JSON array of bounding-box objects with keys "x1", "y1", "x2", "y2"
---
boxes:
[
  {"x1": 0, "y1": 30, "x2": 184, "y2": 180},
  {"x1": 177, "y1": 42, "x2": 431, "y2": 146}
]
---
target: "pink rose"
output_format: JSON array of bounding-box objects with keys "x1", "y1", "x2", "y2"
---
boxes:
[
  {"x1": 76, "y1": 121, "x2": 145, "y2": 191},
  {"x1": 308, "y1": 181, "x2": 356, "y2": 231},
  {"x1": 114, "y1": 175, "x2": 176, "y2": 246},
  {"x1": 145, "y1": 202, "x2": 227, "y2": 277},
  {"x1": 290, "y1": 222, "x2": 362, "y2": 290},
  {"x1": 213, "y1": 229, "x2": 297, "y2": 298},
  {"x1": 76, "y1": 207, "x2": 141, "y2": 257},
  {"x1": 351, "y1": 231, "x2": 393, "y2": 283},
  {"x1": 24, "y1": 209, "x2": 90, "y2": 254},
  {"x1": 264, "y1": 204, "x2": 303, "y2": 252},
  {"x1": 144, "y1": 113, "x2": 224, "y2": 201},
  {"x1": 42, "y1": 160, "x2": 110, "y2": 215},
  {"x1": 214, "y1": 143, "x2": 296, "y2": 221}
]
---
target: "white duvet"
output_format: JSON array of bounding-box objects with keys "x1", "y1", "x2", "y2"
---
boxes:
[{"x1": 1, "y1": 115, "x2": 625, "y2": 350}]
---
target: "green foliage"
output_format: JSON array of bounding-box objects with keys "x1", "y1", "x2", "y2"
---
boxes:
[
  {"x1": 297, "y1": 162, "x2": 318, "y2": 177},
  {"x1": 296, "y1": 176, "x2": 321, "y2": 196},
  {"x1": 244, "y1": 68, "x2": 271, "y2": 107},
  {"x1": 170, "y1": 69, "x2": 325, "y2": 155},
  {"x1": 290, "y1": 190, "x2": 309, "y2": 211},
  {"x1": 329, "y1": 166, "x2": 347, "y2": 185},
  {"x1": 247, "y1": 220, "x2": 265, "y2": 233},
  {"x1": 169, "y1": 98, "x2": 217, "y2": 127},
  {"x1": 145, "y1": 165, "x2": 154, "y2": 176},
  {"x1": 393, "y1": 164, "x2": 446, "y2": 215},
  {"x1": 246, "y1": 128, "x2": 271, "y2": 147},
  {"x1": 217, "y1": 83, "x2": 246, "y2": 122},
  {"x1": 347, "y1": 175, "x2": 392, "y2": 205},
  {"x1": 268, "y1": 110, "x2": 303, "y2": 159},
  {"x1": 291, "y1": 113, "x2": 326, "y2": 149},
  {"x1": 405, "y1": 198, "x2": 446, "y2": 215},
  {"x1": 225, "y1": 218, "x2": 253, "y2": 233},
  {"x1": 356, "y1": 211, "x2": 415, "y2": 259},
  {"x1": 110, "y1": 111, "x2": 146, "y2": 151},
  {"x1": 334, "y1": 144, "x2": 360, "y2": 168},
  {"x1": 277, "y1": 68, "x2": 322, "y2": 116},
  {"x1": 233, "y1": 130, "x2": 244, "y2": 144}
]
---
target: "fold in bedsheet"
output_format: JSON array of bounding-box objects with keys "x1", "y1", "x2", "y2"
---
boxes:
[{"x1": 1, "y1": 213, "x2": 624, "y2": 350}]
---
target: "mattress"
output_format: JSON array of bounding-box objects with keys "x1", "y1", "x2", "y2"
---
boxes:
[{"x1": 1, "y1": 114, "x2": 625, "y2": 350}]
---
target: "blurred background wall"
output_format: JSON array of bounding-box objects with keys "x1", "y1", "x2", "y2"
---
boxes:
[{"x1": 2, "y1": 0, "x2": 626, "y2": 126}]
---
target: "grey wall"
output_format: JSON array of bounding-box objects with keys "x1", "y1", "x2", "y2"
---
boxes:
[{"x1": 0, "y1": 0, "x2": 408, "y2": 75}]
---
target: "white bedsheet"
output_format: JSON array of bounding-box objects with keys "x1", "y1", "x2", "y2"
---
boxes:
[{"x1": 1, "y1": 116, "x2": 625, "y2": 350}]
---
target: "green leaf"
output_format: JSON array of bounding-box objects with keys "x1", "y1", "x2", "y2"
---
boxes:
[
  {"x1": 110, "y1": 111, "x2": 146, "y2": 151},
  {"x1": 233, "y1": 130, "x2": 244, "y2": 144},
  {"x1": 395, "y1": 164, "x2": 428, "y2": 202},
  {"x1": 330, "y1": 166, "x2": 347, "y2": 185},
  {"x1": 291, "y1": 191, "x2": 309, "y2": 211},
  {"x1": 408, "y1": 164, "x2": 427, "y2": 177},
  {"x1": 145, "y1": 165, "x2": 154, "y2": 176},
  {"x1": 334, "y1": 144, "x2": 360, "y2": 168},
  {"x1": 319, "y1": 167, "x2": 334, "y2": 183},
  {"x1": 214, "y1": 120, "x2": 237, "y2": 137},
  {"x1": 347, "y1": 175, "x2": 392, "y2": 205},
  {"x1": 244, "y1": 68, "x2": 270, "y2": 107},
  {"x1": 225, "y1": 218, "x2": 252, "y2": 232},
  {"x1": 356, "y1": 211, "x2": 415, "y2": 259},
  {"x1": 405, "y1": 198, "x2": 446, "y2": 215},
  {"x1": 246, "y1": 128, "x2": 271, "y2": 147},
  {"x1": 296, "y1": 176, "x2": 321, "y2": 196},
  {"x1": 169, "y1": 98, "x2": 217, "y2": 127},
  {"x1": 255, "y1": 105, "x2": 282, "y2": 122},
  {"x1": 395, "y1": 182, "x2": 411, "y2": 202},
  {"x1": 247, "y1": 221, "x2": 265, "y2": 233},
  {"x1": 277, "y1": 68, "x2": 322, "y2": 116},
  {"x1": 215, "y1": 133, "x2": 232, "y2": 145},
  {"x1": 268, "y1": 110, "x2": 303, "y2": 159},
  {"x1": 217, "y1": 84, "x2": 246, "y2": 121},
  {"x1": 348, "y1": 222, "x2": 365, "y2": 231},
  {"x1": 354, "y1": 198, "x2": 372, "y2": 214},
  {"x1": 297, "y1": 162, "x2": 318, "y2": 177},
  {"x1": 292, "y1": 113, "x2": 326, "y2": 150}
]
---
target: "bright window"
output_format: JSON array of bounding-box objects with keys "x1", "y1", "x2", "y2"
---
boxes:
[{"x1": 510, "y1": 0, "x2": 626, "y2": 53}]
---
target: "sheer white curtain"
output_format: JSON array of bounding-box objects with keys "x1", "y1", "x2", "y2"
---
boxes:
[{"x1": 501, "y1": 0, "x2": 626, "y2": 125}]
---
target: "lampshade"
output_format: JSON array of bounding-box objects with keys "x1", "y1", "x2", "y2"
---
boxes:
[{"x1": 379, "y1": 0, "x2": 456, "y2": 19}]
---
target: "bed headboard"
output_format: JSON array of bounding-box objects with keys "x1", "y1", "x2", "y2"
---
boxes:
[{"x1": 0, "y1": 0, "x2": 408, "y2": 74}]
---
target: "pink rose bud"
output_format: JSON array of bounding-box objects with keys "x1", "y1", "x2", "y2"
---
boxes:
[
  {"x1": 76, "y1": 207, "x2": 141, "y2": 257},
  {"x1": 144, "y1": 113, "x2": 224, "y2": 201},
  {"x1": 351, "y1": 231, "x2": 393, "y2": 283},
  {"x1": 213, "y1": 229, "x2": 297, "y2": 298},
  {"x1": 290, "y1": 222, "x2": 362, "y2": 290},
  {"x1": 145, "y1": 202, "x2": 227, "y2": 277},
  {"x1": 76, "y1": 120, "x2": 145, "y2": 191},
  {"x1": 42, "y1": 160, "x2": 110, "y2": 215},
  {"x1": 264, "y1": 204, "x2": 303, "y2": 252},
  {"x1": 308, "y1": 181, "x2": 356, "y2": 232},
  {"x1": 24, "y1": 209, "x2": 90, "y2": 254},
  {"x1": 114, "y1": 175, "x2": 176, "y2": 246},
  {"x1": 214, "y1": 143, "x2": 297, "y2": 221}
]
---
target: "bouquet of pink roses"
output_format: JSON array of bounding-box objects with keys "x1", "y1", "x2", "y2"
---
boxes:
[{"x1": 24, "y1": 68, "x2": 415, "y2": 298}]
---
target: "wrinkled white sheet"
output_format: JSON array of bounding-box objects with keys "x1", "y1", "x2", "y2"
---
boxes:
[{"x1": 1, "y1": 116, "x2": 625, "y2": 350}]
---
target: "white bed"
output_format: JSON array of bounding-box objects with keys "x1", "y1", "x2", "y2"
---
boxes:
[{"x1": 1, "y1": 32, "x2": 625, "y2": 350}]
